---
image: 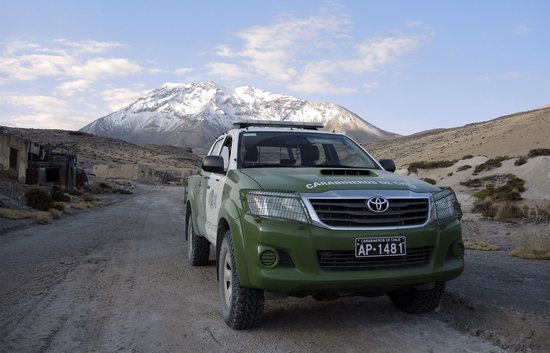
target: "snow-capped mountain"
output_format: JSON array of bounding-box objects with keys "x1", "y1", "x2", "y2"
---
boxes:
[{"x1": 81, "y1": 81, "x2": 398, "y2": 150}]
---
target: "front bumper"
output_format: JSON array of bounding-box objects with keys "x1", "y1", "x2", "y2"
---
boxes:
[{"x1": 238, "y1": 215, "x2": 464, "y2": 293}]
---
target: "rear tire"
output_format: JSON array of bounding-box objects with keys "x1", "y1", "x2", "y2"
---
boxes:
[
  {"x1": 219, "y1": 230, "x2": 264, "y2": 329},
  {"x1": 186, "y1": 212, "x2": 210, "y2": 266},
  {"x1": 388, "y1": 282, "x2": 445, "y2": 313}
]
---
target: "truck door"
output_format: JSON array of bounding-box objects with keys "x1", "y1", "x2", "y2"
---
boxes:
[
  {"x1": 197, "y1": 137, "x2": 224, "y2": 237},
  {"x1": 205, "y1": 136, "x2": 233, "y2": 242}
]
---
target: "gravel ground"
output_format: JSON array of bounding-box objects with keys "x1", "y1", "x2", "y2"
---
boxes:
[{"x1": 0, "y1": 187, "x2": 548, "y2": 353}]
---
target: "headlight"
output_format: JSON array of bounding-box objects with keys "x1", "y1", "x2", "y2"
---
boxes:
[
  {"x1": 243, "y1": 190, "x2": 309, "y2": 223},
  {"x1": 433, "y1": 188, "x2": 462, "y2": 221}
]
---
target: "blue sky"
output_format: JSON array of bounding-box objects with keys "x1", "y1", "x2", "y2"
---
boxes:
[{"x1": 0, "y1": 0, "x2": 548, "y2": 135}]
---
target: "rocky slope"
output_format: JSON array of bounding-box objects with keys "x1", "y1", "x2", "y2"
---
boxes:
[
  {"x1": 364, "y1": 106, "x2": 550, "y2": 167},
  {"x1": 81, "y1": 81, "x2": 397, "y2": 149}
]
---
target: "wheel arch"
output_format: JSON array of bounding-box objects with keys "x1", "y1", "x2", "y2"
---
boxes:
[{"x1": 216, "y1": 199, "x2": 250, "y2": 285}]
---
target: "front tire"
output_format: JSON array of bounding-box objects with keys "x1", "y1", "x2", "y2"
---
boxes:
[
  {"x1": 219, "y1": 230, "x2": 264, "y2": 329},
  {"x1": 388, "y1": 282, "x2": 446, "y2": 313},
  {"x1": 186, "y1": 212, "x2": 210, "y2": 266}
]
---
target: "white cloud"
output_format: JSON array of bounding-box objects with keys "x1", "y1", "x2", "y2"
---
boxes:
[
  {"x1": 174, "y1": 67, "x2": 192, "y2": 75},
  {"x1": 67, "y1": 57, "x2": 143, "y2": 80},
  {"x1": 407, "y1": 21, "x2": 424, "y2": 28},
  {"x1": 3, "y1": 113, "x2": 92, "y2": 130},
  {"x1": 515, "y1": 25, "x2": 533, "y2": 34},
  {"x1": 0, "y1": 40, "x2": 150, "y2": 83},
  {"x1": 210, "y1": 11, "x2": 350, "y2": 83},
  {"x1": 346, "y1": 36, "x2": 422, "y2": 73},
  {"x1": 0, "y1": 94, "x2": 89, "y2": 129},
  {"x1": 0, "y1": 52, "x2": 77, "y2": 80},
  {"x1": 207, "y1": 62, "x2": 249, "y2": 79},
  {"x1": 55, "y1": 79, "x2": 92, "y2": 96},
  {"x1": 210, "y1": 11, "x2": 424, "y2": 94},
  {"x1": 289, "y1": 36, "x2": 421, "y2": 94},
  {"x1": 53, "y1": 39, "x2": 124, "y2": 53},
  {"x1": 289, "y1": 61, "x2": 356, "y2": 94},
  {"x1": 362, "y1": 81, "x2": 379, "y2": 94},
  {"x1": 100, "y1": 87, "x2": 147, "y2": 111},
  {"x1": 0, "y1": 94, "x2": 69, "y2": 113}
]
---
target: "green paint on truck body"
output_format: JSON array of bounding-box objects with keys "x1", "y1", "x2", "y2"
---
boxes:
[{"x1": 186, "y1": 127, "x2": 463, "y2": 297}]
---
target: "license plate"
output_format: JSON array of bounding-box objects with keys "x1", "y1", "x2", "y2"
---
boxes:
[{"x1": 355, "y1": 236, "x2": 406, "y2": 257}]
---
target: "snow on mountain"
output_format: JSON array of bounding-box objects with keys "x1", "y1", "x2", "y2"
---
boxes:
[{"x1": 81, "y1": 81, "x2": 398, "y2": 150}]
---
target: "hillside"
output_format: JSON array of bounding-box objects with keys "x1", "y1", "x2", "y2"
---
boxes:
[
  {"x1": 364, "y1": 107, "x2": 550, "y2": 167},
  {"x1": 1, "y1": 127, "x2": 201, "y2": 171}
]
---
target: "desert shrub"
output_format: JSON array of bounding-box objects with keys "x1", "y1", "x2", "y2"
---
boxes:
[
  {"x1": 81, "y1": 193, "x2": 96, "y2": 202},
  {"x1": 447, "y1": 172, "x2": 453, "y2": 177},
  {"x1": 460, "y1": 178, "x2": 482, "y2": 187},
  {"x1": 51, "y1": 202, "x2": 66, "y2": 212},
  {"x1": 514, "y1": 156, "x2": 527, "y2": 166},
  {"x1": 494, "y1": 201, "x2": 525, "y2": 221},
  {"x1": 524, "y1": 202, "x2": 550, "y2": 223},
  {"x1": 84, "y1": 184, "x2": 102, "y2": 194},
  {"x1": 66, "y1": 188, "x2": 83, "y2": 196},
  {"x1": 0, "y1": 208, "x2": 34, "y2": 220},
  {"x1": 472, "y1": 197, "x2": 497, "y2": 218},
  {"x1": 509, "y1": 231, "x2": 550, "y2": 260},
  {"x1": 51, "y1": 185, "x2": 70, "y2": 202},
  {"x1": 71, "y1": 202, "x2": 90, "y2": 210},
  {"x1": 462, "y1": 154, "x2": 474, "y2": 160},
  {"x1": 457, "y1": 165, "x2": 472, "y2": 172},
  {"x1": 474, "y1": 176, "x2": 525, "y2": 201},
  {"x1": 24, "y1": 188, "x2": 54, "y2": 211},
  {"x1": 36, "y1": 212, "x2": 52, "y2": 224},
  {"x1": 98, "y1": 182, "x2": 112, "y2": 190},
  {"x1": 49, "y1": 209, "x2": 63, "y2": 220},
  {"x1": 407, "y1": 160, "x2": 458, "y2": 174},
  {"x1": 527, "y1": 148, "x2": 550, "y2": 158},
  {"x1": 473, "y1": 156, "x2": 509, "y2": 174},
  {"x1": 112, "y1": 188, "x2": 133, "y2": 194},
  {"x1": 464, "y1": 241, "x2": 500, "y2": 251},
  {"x1": 421, "y1": 177, "x2": 437, "y2": 185}
]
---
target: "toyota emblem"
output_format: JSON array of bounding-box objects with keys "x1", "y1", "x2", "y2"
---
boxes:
[{"x1": 367, "y1": 196, "x2": 390, "y2": 213}]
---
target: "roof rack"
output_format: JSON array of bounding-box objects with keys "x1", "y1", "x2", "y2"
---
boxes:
[{"x1": 233, "y1": 119, "x2": 324, "y2": 130}]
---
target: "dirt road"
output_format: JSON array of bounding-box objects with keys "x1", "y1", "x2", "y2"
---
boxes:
[{"x1": 1, "y1": 187, "x2": 548, "y2": 353}]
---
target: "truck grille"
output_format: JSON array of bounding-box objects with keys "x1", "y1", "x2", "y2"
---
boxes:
[
  {"x1": 309, "y1": 198, "x2": 429, "y2": 228},
  {"x1": 317, "y1": 247, "x2": 432, "y2": 271}
]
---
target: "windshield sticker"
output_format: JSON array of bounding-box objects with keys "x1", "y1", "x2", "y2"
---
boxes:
[{"x1": 305, "y1": 180, "x2": 408, "y2": 189}]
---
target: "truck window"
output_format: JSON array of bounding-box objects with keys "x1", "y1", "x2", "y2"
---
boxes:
[{"x1": 239, "y1": 131, "x2": 378, "y2": 169}]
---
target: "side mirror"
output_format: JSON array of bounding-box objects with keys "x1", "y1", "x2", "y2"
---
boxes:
[
  {"x1": 379, "y1": 159, "x2": 396, "y2": 173},
  {"x1": 202, "y1": 155, "x2": 225, "y2": 174}
]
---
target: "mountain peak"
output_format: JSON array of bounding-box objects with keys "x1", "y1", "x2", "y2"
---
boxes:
[{"x1": 81, "y1": 82, "x2": 398, "y2": 149}]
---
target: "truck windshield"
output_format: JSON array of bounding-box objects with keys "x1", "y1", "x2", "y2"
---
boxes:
[{"x1": 239, "y1": 131, "x2": 379, "y2": 169}]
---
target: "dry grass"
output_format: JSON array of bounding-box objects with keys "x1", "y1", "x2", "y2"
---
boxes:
[
  {"x1": 464, "y1": 241, "x2": 500, "y2": 251},
  {"x1": 36, "y1": 212, "x2": 52, "y2": 224},
  {"x1": 0, "y1": 208, "x2": 35, "y2": 220},
  {"x1": 509, "y1": 231, "x2": 550, "y2": 260},
  {"x1": 49, "y1": 209, "x2": 63, "y2": 220},
  {"x1": 81, "y1": 193, "x2": 96, "y2": 202},
  {"x1": 71, "y1": 202, "x2": 93, "y2": 210},
  {"x1": 494, "y1": 201, "x2": 524, "y2": 221}
]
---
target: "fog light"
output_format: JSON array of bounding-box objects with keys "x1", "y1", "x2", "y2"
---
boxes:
[
  {"x1": 260, "y1": 250, "x2": 277, "y2": 267},
  {"x1": 450, "y1": 241, "x2": 465, "y2": 259}
]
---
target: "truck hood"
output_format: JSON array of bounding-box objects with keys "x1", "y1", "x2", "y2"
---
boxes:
[{"x1": 240, "y1": 168, "x2": 440, "y2": 194}]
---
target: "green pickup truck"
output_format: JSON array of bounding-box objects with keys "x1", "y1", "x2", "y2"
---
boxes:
[{"x1": 185, "y1": 120, "x2": 464, "y2": 329}]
